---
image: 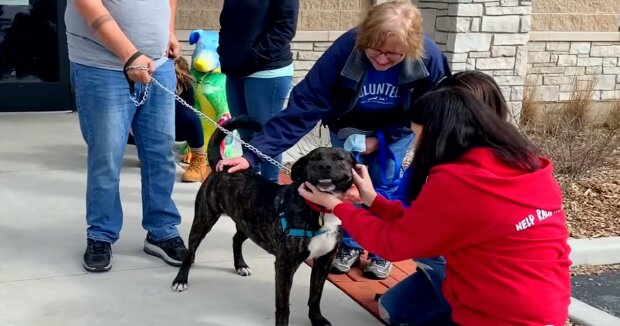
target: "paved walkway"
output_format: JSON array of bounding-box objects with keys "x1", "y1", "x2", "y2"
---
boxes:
[
  {"x1": 0, "y1": 112, "x2": 380, "y2": 326},
  {"x1": 572, "y1": 270, "x2": 620, "y2": 318}
]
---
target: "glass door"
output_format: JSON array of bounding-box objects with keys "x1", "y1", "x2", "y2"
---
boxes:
[{"x1": 0, "y1": 0, "x2": 72, "y2": 112}]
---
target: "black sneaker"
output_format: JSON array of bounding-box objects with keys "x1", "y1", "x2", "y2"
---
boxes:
[
  {"x1": 143, "y1": 236, "x2": 187, "y2": 266},
  {"x1": 331, "y1": 246, "x2": 363, "y2": 274},
  {"x1": 83, "y1": 239, "x2": 112, "y2": 272}
]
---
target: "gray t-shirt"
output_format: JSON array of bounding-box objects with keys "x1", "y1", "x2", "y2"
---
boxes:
[{"x1": 65, "y1": 0, "x2": 170, "y2": 71}]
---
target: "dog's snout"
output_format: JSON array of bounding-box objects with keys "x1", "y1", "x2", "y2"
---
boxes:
[{"x1": 319, "y1": 163, "x2": 332, "y2": 173}]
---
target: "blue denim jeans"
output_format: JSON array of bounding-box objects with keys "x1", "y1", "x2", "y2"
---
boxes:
[
  {"x1": 331, "y1": 132, "x2": 414, "y2": 259},
  {"x1": 226, "y1": 76, "x2": 292, "y2": 182},
  {"x1": 379, "y1": 257, "x2": 455, "y2": 325},
  {"x1": 71, "y1": 60, "x2": 181, "y2": 243}
]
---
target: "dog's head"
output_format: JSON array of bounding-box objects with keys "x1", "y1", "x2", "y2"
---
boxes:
[{"x1": 291, "y1": 147, "x2": 357, "y2": 195}]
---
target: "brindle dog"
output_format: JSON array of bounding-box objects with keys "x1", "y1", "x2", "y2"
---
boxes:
[{"x1": 171, "y1": 116, "x2": 356, "y2": 326}]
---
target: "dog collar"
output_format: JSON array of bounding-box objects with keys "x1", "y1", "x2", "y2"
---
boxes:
[
  {"x1": 277, "y1": 197, "x2": 326, "y2": 240},
  {"x1": 303, "y1": 199, "x2": 332, "y2": 213}
]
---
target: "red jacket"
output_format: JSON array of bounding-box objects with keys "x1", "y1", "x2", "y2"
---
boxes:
[{"x1": 334, "y1": 147, "x2": 571, "y2": 326}]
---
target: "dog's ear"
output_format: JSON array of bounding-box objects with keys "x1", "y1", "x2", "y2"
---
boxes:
[
  {"x1": 349, "y1": 152, "x2": 358, "y2": 167},
  {"x1": 291, "y1": 155, "x2": 309, "y2": 182}
]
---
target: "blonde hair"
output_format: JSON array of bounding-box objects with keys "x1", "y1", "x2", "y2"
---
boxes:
[
  {"x1": 175, "y1": 56, "x2": 194, "y2": 94},
  {"x1": 356, "y1": 1, "x2": 425, "y2": 60}
]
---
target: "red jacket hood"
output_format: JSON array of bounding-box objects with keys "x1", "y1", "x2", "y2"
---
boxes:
[{"x1": 433, "y1": 147, "x2": 562, "y2": 214}]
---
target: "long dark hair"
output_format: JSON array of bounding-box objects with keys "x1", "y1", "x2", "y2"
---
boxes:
[
  {"x1": 437, "y1": 71, "x2": 510, "y2": 121},
  {"x1": 404, "y1": 88, "x2": 541, "y2": 202},
  {"x1": 175, "y1": 56, "x2": 194, "y2": 94}
]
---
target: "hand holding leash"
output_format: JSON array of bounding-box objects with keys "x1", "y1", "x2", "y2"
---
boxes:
[
  {"x1": 216, "y1": 156, "x2": 251, "y2": 173},
  {"x1": 352, "y1": 164, "x2": 377, "y2": 206},
  {"x1": 124, "y1": 51, "x2": 154, "y2": 84}
]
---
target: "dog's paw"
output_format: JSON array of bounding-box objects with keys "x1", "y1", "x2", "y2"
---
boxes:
[
  {"x1": 236, "y1": 267, "x2": 252, "y2": 276},
  {"x1": 310, "y1": 313, "x2": 332, "y2": 326},
  {"x1": 171, "y1": 281, "x2": 188, "y2": 292}
]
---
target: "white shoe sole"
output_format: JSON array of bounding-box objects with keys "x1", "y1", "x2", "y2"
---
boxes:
[
  {"x1": 82, "y1": 255, "x2": 112, "y2": 272},
  {"x1": 143, "y1": 240, "x2": 183, "y2": 266}
]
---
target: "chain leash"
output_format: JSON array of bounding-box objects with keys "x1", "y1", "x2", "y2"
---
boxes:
[
  {"x1": 138, "y1": 77, "x2": 291, "y2": 174},
  {"x1": 129, "y1": 82, "x2": 150, "y2": 106}
]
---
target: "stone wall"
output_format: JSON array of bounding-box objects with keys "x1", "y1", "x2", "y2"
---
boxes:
[
  {"x1": 528, "y1": 0, "x2": 620, "y2": 102},
  {"x1": 290, "y1": 39, "x2": 334, "y2": 84},
  {"x1": 532, "y1": 0, "x2": 620, "y2": 32},
  {"x1": 176, "y1": 0, "x2": 620, "y2": 106},
  {"x1": 175, "y1": 0, "x2": 369, "y2": 86},
  {"x1": 175, "y1": 0, "x2": 371, "y2": 31},
  {"x1": 526, "y1": 34, "x2": 620, "y2": 101},
  {"x1": 414, "y1": 0, "x2": 532, "y2": 115}
]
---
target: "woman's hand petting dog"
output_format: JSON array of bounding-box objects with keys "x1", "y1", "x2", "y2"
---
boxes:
[
  {"x1": 352, "y1": 164, "x2": 377, "y2": 207},
  {"x1": 216, "y1": 157, "x2": 251, "y2": 173},
  {"x1": 342, "y1": 185, "x2": 362, "y2": 205},
  {"x1": 298, "y1": 182, "x2": 343, "y2": 211}
]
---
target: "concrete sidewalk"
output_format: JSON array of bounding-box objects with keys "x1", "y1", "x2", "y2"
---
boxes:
[{"x1": 0, "y1": 112, "x2": 379, "y2": 326}]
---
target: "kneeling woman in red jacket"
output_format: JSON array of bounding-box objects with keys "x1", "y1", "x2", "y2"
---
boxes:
[{"x1": 299, "y1": 87, "x2": 572, "y2": 326}]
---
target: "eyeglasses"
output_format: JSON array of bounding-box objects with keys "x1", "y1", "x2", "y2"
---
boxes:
[{"x1": 366, "y1": 48, "x2": 404, "y2": 61}]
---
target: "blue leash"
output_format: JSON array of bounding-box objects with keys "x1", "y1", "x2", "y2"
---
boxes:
[
  {"x1": 352, "y1": 130, "x2": 402, "y2": 199},
  {"x1": 376, "y1": 130, "x2": 401, "y2": 187}
]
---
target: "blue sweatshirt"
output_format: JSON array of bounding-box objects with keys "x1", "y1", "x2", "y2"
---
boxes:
[{"x1": 244, "y1": 28, "x2": 450, "y2": 168}]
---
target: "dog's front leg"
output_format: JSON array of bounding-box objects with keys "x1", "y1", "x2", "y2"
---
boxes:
[
  {"x1": 274, "y1": 257, "x2": 300, "y2": 326},
  {"x1": 307, "y1": 248, "x2": 337, "y2": 326}
]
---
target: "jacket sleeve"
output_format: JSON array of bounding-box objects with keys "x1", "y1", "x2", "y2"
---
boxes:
[
  {"x1": 412, "y1": 36, "x2": 452, "y2": 100},
  {"x1": 250, "y1": 0, "x2": 299, "y2": 64},
  {"x1": 367, "y1": 195, "x2": 407, "y2": 221},
  {"x1": 332, "y1": 170, "x2": 473, "y2": 261},
  {"x1": 243, "y1": 32, "x2": 354, "y2": 167}
]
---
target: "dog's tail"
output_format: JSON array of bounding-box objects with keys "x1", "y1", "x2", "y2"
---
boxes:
[{"x1": 207, "y1": 115, "x2": 263, "y2": 168}]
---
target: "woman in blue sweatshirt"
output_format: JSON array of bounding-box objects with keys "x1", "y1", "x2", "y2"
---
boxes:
[{"x1": 217, "y1": 1, "x2": 450, "y2": 279}]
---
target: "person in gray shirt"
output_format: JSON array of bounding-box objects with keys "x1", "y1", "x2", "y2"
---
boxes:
[{"x1": 66, "y1": 0, "x2": 186, "y2": 272}]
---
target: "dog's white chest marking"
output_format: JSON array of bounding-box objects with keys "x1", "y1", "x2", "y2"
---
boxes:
[{"x1": 307, "y1": 213, "x2": 341, "y2": 259}]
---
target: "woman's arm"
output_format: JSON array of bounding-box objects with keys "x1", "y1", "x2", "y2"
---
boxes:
[
  {"x1": 242, "y1": 31, "x2": 354, "y2": 167},
  {"x1": 366, "y1": 195, "x2": 407, "y2": 221},
  {"x1": 333, "y1": 171, "x2": 468, "y2": 262}
]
